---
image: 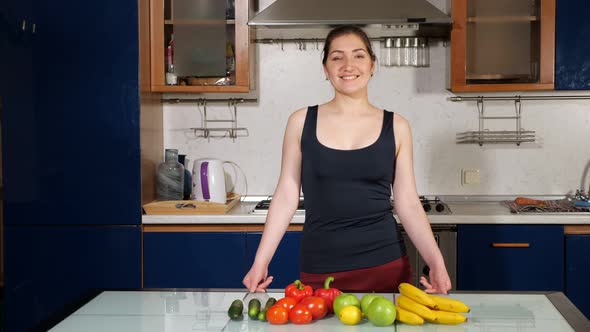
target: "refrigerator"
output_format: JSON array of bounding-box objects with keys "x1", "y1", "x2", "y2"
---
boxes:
[{"x1": 1, "y1": 0, "x2": 144, "y2": 330}]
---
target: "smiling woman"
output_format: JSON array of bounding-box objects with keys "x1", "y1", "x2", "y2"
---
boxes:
[
  {"x1": 322, "y1": 26, "x2": 377, "y2": 98},
  {"x1": 242, "y1": 25, "x2": 452, "y2": 294}
]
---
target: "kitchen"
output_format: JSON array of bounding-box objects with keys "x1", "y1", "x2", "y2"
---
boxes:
[{"x1": 2, "y1": 0, "x2": 590, "y2": 331}]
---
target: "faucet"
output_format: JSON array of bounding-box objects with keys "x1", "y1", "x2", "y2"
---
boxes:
[{"x1": 576, "y1": 159, "x2": 590, "y2": 201}]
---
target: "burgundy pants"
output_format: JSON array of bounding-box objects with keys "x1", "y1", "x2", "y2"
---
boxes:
[{"x1": 300, "y1": 255, "x2": 413, "y2": 293}]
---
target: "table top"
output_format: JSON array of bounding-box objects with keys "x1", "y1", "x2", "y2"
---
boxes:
[{"x1": 47, "y1": 290, "x2": 589, "y2": 332}]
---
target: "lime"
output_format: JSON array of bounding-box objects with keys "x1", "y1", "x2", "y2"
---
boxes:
[
  {"x1": 338, "y1": 305, "x2": 362, "y2": 325},
  {"x1": 333, "y1": 293, "x2": 360, "y2": 315},
  {"x1": 366, "y1": 297, "x2": 396, "y2": 326},
  {"x1": 360, "y1": 294, "x2": 383, "y2": 314}
]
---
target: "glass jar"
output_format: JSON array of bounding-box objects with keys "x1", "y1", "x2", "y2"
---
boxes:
[
  {"x1": 401, "y1": 37, "x2": 412, "y2": 66},
  {"x1": 418, "y1": 38, "x2": 430, "y2": 67},
  {"x1": 381, "y1": 38, "x2": 394, "y2": 66},
  {"x1": 391, "y1": 38, "x2": 402, "y2": 66},
  {"x1": 156, "y1": 149, "x2": 185, "y2": 200},
  {"x1": 410, "y1": 37, "x2": 419, "y2": 67}
]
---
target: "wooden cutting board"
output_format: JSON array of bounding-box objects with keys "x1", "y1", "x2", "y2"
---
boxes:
[{"x1": 142, "y1": 192, "x2": 240, "y2": 215}]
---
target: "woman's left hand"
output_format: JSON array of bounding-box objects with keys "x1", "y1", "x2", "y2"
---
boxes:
[{"x1": 419, "y1": 266, "x2": 451, "y2": 294}]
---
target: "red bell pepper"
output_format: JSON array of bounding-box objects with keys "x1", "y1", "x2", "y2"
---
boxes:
[
  {"x1": 285, "y1": 280, "x2": 313, "y2": 303},
  {"x1": 313, "y1": 276, "x2": 341, "y2": 314}
]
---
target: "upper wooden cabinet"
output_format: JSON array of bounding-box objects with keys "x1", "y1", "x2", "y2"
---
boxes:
[
  {"x1": 451, "y1": 0, "x2": 555, "y2": 92},
  {"x1": 150, "y1": 0, "x2": 251, "y2": 93}
]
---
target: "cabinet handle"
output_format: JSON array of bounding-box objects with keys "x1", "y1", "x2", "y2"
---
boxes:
[{"x1": 491, "y1": 242, "x2": 530, "y2": 248}]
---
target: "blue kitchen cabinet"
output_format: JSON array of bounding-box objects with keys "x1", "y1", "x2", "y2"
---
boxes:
[
  {"x1": 1, "y1": 0, "x2": 144, "y2": 331},
  {"x1": 565, "y1": 235, "x2": 590, "y2": 319},
  {"x1": 457, "y1": 225, "x2": 564, "y2": 291},
  {"x1": 555, "y1": 0, "x2": 590, "y2": 89},
  {"x1": 4, "y1": 225, "x2": 141, "y2": 331},
  {"x1": 246, "y1": 232, "x2": 302, "y2": 289},
  {"x1": 1, "y1": 0, "x2": 141, "y2": 226},
  {"x1": 144, "y1": 232, "x2": 247, "y2": 288}
]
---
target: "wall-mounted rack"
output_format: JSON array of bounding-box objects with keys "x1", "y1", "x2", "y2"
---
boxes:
[
  {"x1": 161, "y1": 98, "x2": 257, "y2": 142},
  {"x1": 450, "y1": 94, "x2": 590, "y2": 146},
  {"x1": 449, "y1": 95, "x2": 590, "y2": 102}
]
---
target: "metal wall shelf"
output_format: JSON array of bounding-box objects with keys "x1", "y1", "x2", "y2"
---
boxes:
[
  {"x1": 161, "y1": 98, "x2": 257, "y2": 141},
  {"x1": 450, "y1": 94, "x2": 590, "y2": 146}
]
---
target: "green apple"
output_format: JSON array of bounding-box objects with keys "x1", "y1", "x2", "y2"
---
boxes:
[
  {"x1": 333, "y1": 293, "x2": 360, "y2": 316},
  {"x1": 360, "y1": 294, "x2": 383, "y2": 314},
  {"x1": 366, "y1": 297, "x2": 396, "y2": 326}
]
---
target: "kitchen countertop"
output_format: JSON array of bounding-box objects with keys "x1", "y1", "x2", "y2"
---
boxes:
[
  {"x1": 142, "y1": 196, "x2": 590, "y2": 225},
  {"x1": 48, "y1": 289, "x2": 589, "y2": 332}
]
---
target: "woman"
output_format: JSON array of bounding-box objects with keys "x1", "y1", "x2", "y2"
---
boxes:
[{"x1": 243, "y1": 25, "x2": 451, "y2": 294}]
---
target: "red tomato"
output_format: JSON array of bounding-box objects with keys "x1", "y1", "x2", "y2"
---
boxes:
[
  {"x1": 299, "y1": 296, "x2": 328, "y2": 320},
  {"x1": 266, "y1": 305, "x2": 289, "y2": 325},
  {"x1": 288, "y1": 303, "x2": 313, "y2": 325},
  {"x1": 276, "y1": 297, "x2": 297, "y2": 311}
]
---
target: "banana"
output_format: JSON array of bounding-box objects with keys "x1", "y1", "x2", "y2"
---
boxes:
[
  {"x1": 396, "y1": 306, "x2": 425, "y2": 325},
  {"x1": 427, "y1": 310, "x2": 468, "y2": 325},
  {"x1": 428, "y1": 295, "x2": 470, "y2": 313},
  {"x1": 396, "y1": 295, "x2": 436, "y2": 321},
  {"x1": 398, "y1": 283, "x2": 436, "y2": 308}
]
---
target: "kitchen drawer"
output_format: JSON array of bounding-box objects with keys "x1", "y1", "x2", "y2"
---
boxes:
[
  {"x1": 457, "y1": 225, "x2": 564, "y2": 291},
  {"x1": 246, "y1": 232, "x2": 302, "y2": 288},
  {"x1": 143, "y1": 232, "x2": 247, "y2": 288}
]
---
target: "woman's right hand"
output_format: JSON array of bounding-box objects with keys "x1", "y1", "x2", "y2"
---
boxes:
[{"x1": 242, "y1": 263, "x2": 274, "y2": 292}]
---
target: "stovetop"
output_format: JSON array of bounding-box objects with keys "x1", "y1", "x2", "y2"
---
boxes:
[
  {"x1": 249, "y1": 195, "x2": 452, "y2": 215},
  {"x1": 415, "y1": 195, "x2": 452, "y2": 215},
  {"x1": 249, "y1": 198, "x2": 305, "y2": 215}
]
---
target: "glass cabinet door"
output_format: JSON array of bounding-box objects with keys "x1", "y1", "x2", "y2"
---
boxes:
[
  {"x1": 451, "y1": 0, "x2": 555, "y2": 92},
  {"x1": 150, "y1": 0, "x2": 250, "y2": 92},
  {"x1": 467, "y1": 0, "x2": 540, "y2": 83}
]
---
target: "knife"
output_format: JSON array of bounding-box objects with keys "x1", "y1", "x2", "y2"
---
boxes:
[{"x1": 242, "y1": 291, "x2": 270, "y2": 314}]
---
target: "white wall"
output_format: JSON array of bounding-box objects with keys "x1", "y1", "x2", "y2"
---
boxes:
[{"x1": 163, "y1": 1, "x2": 590, "y2": 196}]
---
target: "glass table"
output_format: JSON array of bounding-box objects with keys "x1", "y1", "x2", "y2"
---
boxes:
[{"x1": 47, "y1": 289, "x2": 589, "y2": 332}]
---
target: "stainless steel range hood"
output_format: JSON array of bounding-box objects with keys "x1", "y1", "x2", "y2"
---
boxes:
[{"x1": 248, "y1": 0, "x2": 451, "y2": 39}]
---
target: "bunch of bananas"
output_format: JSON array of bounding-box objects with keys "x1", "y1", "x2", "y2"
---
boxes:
[{"x1": 396, "y1": 283, "x2": 470, "y2": 325}]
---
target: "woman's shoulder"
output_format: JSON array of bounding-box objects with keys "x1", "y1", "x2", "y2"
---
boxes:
[
  {"x1": 392, "y1": 112, "x2": 410, "y2": 128},
  {"x1": 392, "y1": 113, "x2": 412, "y2": 138},
  {"x1": 391, "y1": 112, "x2": 409, "y2": 126},
  {"x1": 287, "y1": 106, "x2": 312, "y2": 127}
]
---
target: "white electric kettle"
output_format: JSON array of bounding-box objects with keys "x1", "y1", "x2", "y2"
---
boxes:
[{"x1": 192, "y1": 159, "x2": 230, "y2": 204}]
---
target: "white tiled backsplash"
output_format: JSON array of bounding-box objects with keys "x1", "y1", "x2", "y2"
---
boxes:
[{"x1": 164, "y1": 1, "x2": 590, "y2": 196}]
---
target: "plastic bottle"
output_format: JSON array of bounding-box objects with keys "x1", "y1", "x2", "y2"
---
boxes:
[{"x1": 156, "y1": 149, "x2": 184, "y2": 200}]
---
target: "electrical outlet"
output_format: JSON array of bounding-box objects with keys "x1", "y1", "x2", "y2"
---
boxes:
[{"x1": 462, "y1": 169, "x2": 480, "y2": 185}]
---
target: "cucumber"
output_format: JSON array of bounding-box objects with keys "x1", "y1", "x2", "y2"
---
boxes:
[
  {"x1": 248, "y1": 299, "x2": 261, "y2": 320},
  {"x1": 264, "y1": 297, "x2": 277, "y2": 311},
  {"x1": 257, "y1": 310, "x2": 267, "y2": 322},
  {"x1": 256, "y1": 297, "x2": 276, "y2": 322},
  {"x1": 227, "y1": 299, "x2": 244, "y2": 321}
]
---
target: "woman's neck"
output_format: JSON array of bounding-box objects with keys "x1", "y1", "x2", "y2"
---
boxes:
[{"x1": 328, "y1": 90, "x2": 374, "y2": 114}]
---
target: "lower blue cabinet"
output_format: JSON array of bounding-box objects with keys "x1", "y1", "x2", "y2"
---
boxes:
[
  {"x1": 143, "y1": 232, "x2": 247, "y2": 288},
  {"x1": 457, "y1": 225, "x2": 564, "y2": 291},
  {"x1": 4, "y1": 225, "x2": 141, "y2": 332},
  {"x1": 565, "y1": 234, "x2": 590, "y2": 319},
  {"x1": 246, "y1": 232, "x2": 302, "y2": 288}
]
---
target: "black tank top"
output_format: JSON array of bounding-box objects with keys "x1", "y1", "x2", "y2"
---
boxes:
[{"x1": 300, "y1": 105, "x2": 405, "y2": 273}]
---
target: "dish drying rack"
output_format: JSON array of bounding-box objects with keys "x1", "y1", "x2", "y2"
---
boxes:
[
  {"x1": 162, "y1": 98, "x2": 257, "y2": 141},
  {"x1": 501, "y1": 200, "x2": 586, "y2": 214},
  {"x1": 452, "y1": 96, "x2": 535, "y2": 146}
]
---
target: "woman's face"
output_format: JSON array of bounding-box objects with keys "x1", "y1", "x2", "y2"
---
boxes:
[{"x1": 323, "y1": 33, "x2": 375, "y2": 96}]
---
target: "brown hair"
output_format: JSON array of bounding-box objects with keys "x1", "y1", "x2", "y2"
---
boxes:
[{"x1": 321, "y1": 25, "x2": 377, "y2": 65}]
